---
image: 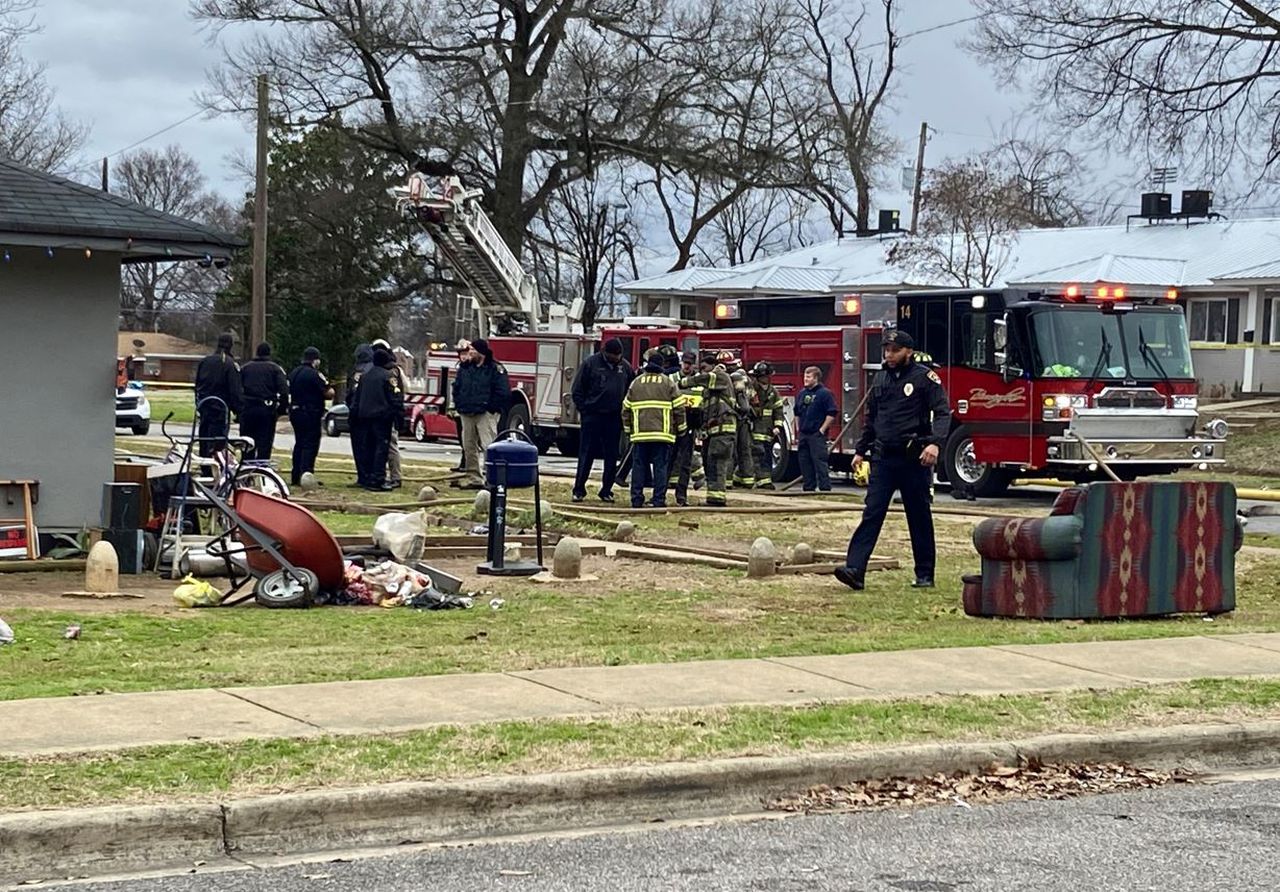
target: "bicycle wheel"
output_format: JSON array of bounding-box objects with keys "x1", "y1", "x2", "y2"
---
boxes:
[{"x1": 233, "y1": 466, "x2": 290, "y2": 499}]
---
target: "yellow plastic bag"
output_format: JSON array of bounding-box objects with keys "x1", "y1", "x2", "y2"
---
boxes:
[{"x1": 172, "y1": 575, "x2": 222, "y2": 608}]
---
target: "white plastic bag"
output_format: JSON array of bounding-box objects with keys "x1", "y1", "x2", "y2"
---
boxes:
[
  {"x1": 372, "y1": 510, "x2": 428, "y2": 562},
  {"x1": 0, "y1": 617, "x2": 13, "y2": 645}
]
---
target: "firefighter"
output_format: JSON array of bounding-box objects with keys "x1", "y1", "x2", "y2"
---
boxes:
[
  {"x1": 667, "y1": 350, "x2": 703, "y2": 506},
  {"x1": 837, "y1": 329, "x2": 952, "y2": 591},
  {"x1": 700, "y1": 362, "x2": 736, "y2": 507},
  {"x1": 239, "y1": 342, "x2": 289, "y2": 462},
  {"x1": 194, "y1": 332, "x2": 243, "y2": 459},
  {"x1": 730, "y1": 366, "x2": 758, "y2": 488},
  {"x1": 623, "y1": 349, "x2": 685, "y2": 508},
  {"x1": 748, "y1": 361, "x2": 785, "y2": 488}
]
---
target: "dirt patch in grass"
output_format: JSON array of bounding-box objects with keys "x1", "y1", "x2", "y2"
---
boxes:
[{"x1": 0, "y1": 572, "x2": 219, "y2": 615}]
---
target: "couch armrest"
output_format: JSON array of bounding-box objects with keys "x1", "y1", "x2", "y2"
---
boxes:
[{"x1": 973, "y1": 515, "x2": 1083, "y2": 561}]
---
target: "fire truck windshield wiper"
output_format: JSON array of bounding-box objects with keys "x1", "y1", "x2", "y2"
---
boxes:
[
  {"x1": 1084, "y1": 327, "x2": 1112, "y2": 392},
  {"x1": 1137, "y1": 325, "x2": 1174, "y2": 393}
]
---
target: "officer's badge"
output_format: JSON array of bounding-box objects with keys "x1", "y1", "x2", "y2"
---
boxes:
[
  {"x1": 903, "y1": 383, "x2": 914, "y2": 396},
  {"x1": 927, "y1": 370, "x2": 942, "y2": 384}
]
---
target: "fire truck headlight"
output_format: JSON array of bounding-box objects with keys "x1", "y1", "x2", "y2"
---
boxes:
[
  {"x1": 1172, "y1": 395, "x2": 1198, "y2": 410},
  {"x1": 1042, "y1": 394, "x2": 1086, "y2": 421},
  {"x1": 1206, "y1": 418, "x2": 1229, "y2": 439}
]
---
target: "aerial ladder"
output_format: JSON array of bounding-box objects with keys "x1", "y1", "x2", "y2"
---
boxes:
[{"x1": 396, "y1": 173, "x2": 542, "y2": 338}]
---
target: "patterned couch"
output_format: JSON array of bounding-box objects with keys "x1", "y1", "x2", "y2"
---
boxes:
[{"x1": 965, "y1": 481, "x2": 1242, "y2": 619}]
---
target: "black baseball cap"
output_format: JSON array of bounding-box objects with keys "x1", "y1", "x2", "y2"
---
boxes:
[{"x1": 882, "y1": 329, "x2": 915, "y2": 349}]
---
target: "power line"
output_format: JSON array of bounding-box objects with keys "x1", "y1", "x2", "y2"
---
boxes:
[{"x1": 104, "y1": 109, "x2": 208, "y2": 159}]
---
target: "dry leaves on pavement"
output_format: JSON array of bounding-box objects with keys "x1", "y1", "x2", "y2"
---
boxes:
[{"x1": 768, "y1": 759, "x2": 1194, "y2": 814}]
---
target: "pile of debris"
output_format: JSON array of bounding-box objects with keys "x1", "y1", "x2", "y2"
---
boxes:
[{"x1": 768, "y1": 759, "x2": 1194, "y2": 814}]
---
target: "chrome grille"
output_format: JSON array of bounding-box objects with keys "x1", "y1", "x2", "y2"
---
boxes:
[{"x1": 1094, "y1": 387, "x2": 1165, "y2": 409}]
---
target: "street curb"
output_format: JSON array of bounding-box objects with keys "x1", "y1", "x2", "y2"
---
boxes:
[{"x1": 6, "y1": 721, "x2": 1280, "y2": 886}]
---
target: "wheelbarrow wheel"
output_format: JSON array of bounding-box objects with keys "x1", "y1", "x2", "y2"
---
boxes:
[{"x1": 254, "y1": 568, "x2": 318, "y2": 609}]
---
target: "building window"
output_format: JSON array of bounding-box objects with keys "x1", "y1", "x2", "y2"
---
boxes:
[
  {"x1": 679, "y1": 301, "x2": 698, "y2": 321},
  {"x1": 1187, "y1": 298, "x2": 1229, "y2": 343},
  {"x1": 143, "y1": 358, "x2": 162, "y2": 377},
  {"x1": 1269, "y1": 297, "x2": 1280, "y2": 345}
]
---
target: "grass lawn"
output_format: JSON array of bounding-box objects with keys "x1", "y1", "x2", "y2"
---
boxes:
[
  {"x1": 144, "y1": 391, "x2": 197, "y2": 427},
  {"x1": 11, "y1": 440, "x2": 1266, "y2": 704},
  {"x1": 2, "y1": 677, "x2": 1279, "y2": 813}
]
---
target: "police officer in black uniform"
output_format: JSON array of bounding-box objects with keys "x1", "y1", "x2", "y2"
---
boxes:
[
  {"x1": 354, "y1": 346, "x2": 405, "y2": 491},
  {"x1": 288, "y1": 346, "x2": 330, "y2": 485},
  {"x1": 194, "y1": 332, "x2": 243, "y2": 458},
  {"x1": 239, "y1": 342, "x2": 290, "y2": 461},
  {"x1": 836, "y1": 329, "x2": 951, "y2": 591}
]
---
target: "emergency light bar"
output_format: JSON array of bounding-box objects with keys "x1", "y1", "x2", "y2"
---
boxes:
[
  {"x1": 1056, "y1": 283, "x2": 1179, "y2": 303},
  {"x1": 834, "y1": 294, "x2": 862, "y2": 316},
  {"x1": 714, "y1": 299, "x2": 740, "y2": 320}
]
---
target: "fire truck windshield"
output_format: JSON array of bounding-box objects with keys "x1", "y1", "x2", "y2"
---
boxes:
[{"x1": 1028, "y1": 306, "x2": 1194, "y2": 381}]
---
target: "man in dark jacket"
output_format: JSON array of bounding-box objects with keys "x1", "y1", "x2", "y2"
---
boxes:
[
  {"x1": 288, "y1": 346, "x2": 331, "y2": 485},
  {"x1": 354, "y1": 346, "x2": 405, "y2": 491},
  {"x1": 346, "y1": 344, "x2": 374, "y2": 487},
  {"x1": 837, "y1": 329, "x2": 952, "y2": 591},
  {"x1": 239, "y1": 342, "x2": 289, "y2": 461},
  {"x1": 194, "y1": 332, "x2": 243, "y2": 458},
  {"x1": 793, "y1": 365, "x2": 837, "y2": 492},
  {"x1": 451, "y1": 338, "x2": 509, "y2": 488},
  {"x1": 571, "y1": 337, "x2": 634, "y2": 502}
]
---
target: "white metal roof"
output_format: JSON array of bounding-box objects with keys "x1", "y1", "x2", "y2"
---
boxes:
[{"x1": 621, "y1": 217, "x2": 1280, "y2": 296}]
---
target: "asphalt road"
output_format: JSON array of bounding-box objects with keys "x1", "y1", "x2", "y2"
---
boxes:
[{"x1": 68, "y1": 775, "x2": 1280, "y2": 892}]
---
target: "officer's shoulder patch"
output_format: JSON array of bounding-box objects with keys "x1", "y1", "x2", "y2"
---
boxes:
[{"x1": 927, "y1": 370, "x2": 942, "y2": 384}]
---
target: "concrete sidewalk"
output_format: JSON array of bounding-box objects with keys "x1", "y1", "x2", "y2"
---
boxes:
[{"x1": 7, "y1": 633, "x2": 1280, "y2": 757}]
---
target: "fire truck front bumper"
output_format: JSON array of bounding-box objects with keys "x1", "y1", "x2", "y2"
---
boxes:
[{"x1": 1045, "y1": 435, "x2": 1227, "y2": 467}]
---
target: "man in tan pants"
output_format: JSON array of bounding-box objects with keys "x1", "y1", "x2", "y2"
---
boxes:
[{"x1": 451, "y1": 338, "x2": 509, "y2": 487}]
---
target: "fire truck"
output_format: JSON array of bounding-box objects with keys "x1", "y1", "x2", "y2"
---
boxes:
[{"x1": 397, "y1": 175, "x2": 1228, "y2": 496}]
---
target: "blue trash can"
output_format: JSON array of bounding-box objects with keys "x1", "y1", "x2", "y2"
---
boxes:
[{"x1": 485, "y1": 435, "x2": 539, "y2": 488}]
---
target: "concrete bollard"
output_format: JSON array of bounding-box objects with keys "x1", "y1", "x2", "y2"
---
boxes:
[
  {"x1": 417, "y1": 484, "x2": 438, "y2": 503},
  {"x1": 299, "y1": 472, "x2": 321, "y2": 492},
  {"x1": 504, "y1": 543, "x2": 522, "y2": 562},
  {"x1": 85, "y1": 541, "x2": 120, "y2": 593},
  {"x1": 553, "y1": 537, "x2": 582, "y2": 579},
  {"x1": 791, "y1": 542, "x2": 814, "y2": 565},
  {"x1": 539, "y1": 499, "x2": 555, "y2": 519},
  {"x1": 747, "y1": 536, "x2": 777, "y2": 579},
  {"x1": 473, "y1": 489, "x2": 491, "y2": 517},
  {"x1": 613, "y1": 520, "x2": 636, "y2": 543}
]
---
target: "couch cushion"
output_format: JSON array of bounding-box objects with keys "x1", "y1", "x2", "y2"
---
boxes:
[{"x1": 1050, "y1": 486, "x2": 1088, "y2": 516}]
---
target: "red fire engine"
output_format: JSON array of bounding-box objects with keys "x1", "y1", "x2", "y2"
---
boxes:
[{"x1": 398, "y1": 175, "x2": 1227, "y2": 496}]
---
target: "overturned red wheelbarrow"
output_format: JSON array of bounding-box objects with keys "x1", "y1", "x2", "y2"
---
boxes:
[{"x1": 194, "y1": 481, "x2": 344, "y2": 608}]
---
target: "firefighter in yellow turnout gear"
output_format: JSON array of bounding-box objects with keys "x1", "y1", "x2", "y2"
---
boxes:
[
  {"x1": 698, "y1": 362, "x2": 737, "y2": 507},
  {"x1": 623, "y1": 349, "x2": 686, "y2": 508},
  {"x1": 748, "y1": 361, "x2": 785, "y2": 488},
  {"x1": 667, "y1": 349, "x2": 701, "y2": 506}
]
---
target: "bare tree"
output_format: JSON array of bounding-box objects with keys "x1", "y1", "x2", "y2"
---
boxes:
[
  {"x1": 887, "y1": 156, "x2": 1031, "y2": 288},
  {"x1": 695, "y1": 188, "x2": 812, "y2": 266},
  {"x1": 0, "y1": 0, "x2": 86, "y2": 172},
  {"x1": 114, "y1": 146, "x2": 234, "y2": 332},
  {"x1": 793, "y1": 0, "x2": 900, "y2": 233},
  {"x1": 969, "y1": 1, "x2": 1280, "y2": 184},
  {"x1": 194, "y1": 0, "x2": 767, "y2": 261}
]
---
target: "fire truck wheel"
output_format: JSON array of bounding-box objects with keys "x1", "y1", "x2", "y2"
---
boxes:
[
  {"x1": 770, "y1": 430, "x2": 800, "y2": 484},
  {"x1": 943, "y1": 426, "x2": 1011, "y2": 498},
  {"x1": 503, "y1": 402, "x2": 531, "y2": 439},
  {"x1": 413, "y1": 415, "x2": 429, "y2": 443}
]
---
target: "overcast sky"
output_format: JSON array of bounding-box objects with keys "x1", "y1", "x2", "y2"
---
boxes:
[{"x1": 25, "y1": 1, "x2": 1148, "y2": 217}]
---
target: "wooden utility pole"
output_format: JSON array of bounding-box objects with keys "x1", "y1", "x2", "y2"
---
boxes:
[
  {"x1": 909, "y1": 121, "x2": 928, "y2": 234},
  {"x1": 251, "y1": 73, "x2": 269, "y2": 349}
]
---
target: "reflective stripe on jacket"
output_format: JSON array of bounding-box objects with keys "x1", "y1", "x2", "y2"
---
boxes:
[{"x1": 623, "y1": 372, "x2": 685, "y2": 443}]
